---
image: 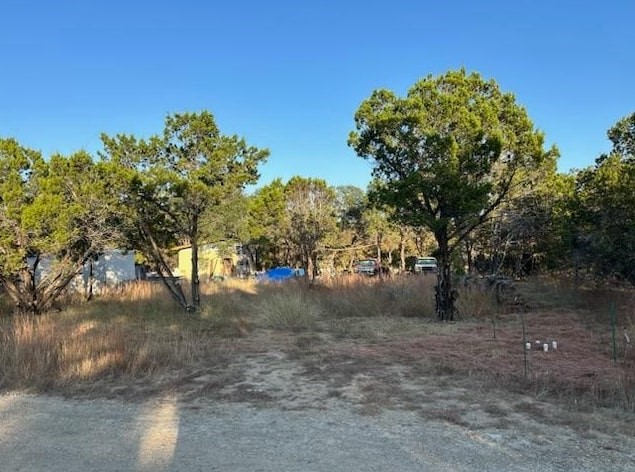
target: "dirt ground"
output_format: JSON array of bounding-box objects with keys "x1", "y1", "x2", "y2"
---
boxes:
[
  {"x1": 3, "y1": 390, "x2": 632, "y2": 472},
  {"x1": 4, "y1": 310, "x2": 635, "y2": 471},
  {"x1": 3, "y1": 278, "x2": 635, "y2": 471}
]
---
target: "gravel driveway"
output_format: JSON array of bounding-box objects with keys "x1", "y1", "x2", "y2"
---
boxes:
[{"x1": 1, "y1": 393, "x2": 634, "y2": 472}]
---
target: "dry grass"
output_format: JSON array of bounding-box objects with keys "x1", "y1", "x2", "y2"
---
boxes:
[
  {"x1": 256, "y1": 287, "x2": 322, "y2": 331},
  {"x1": 289, "y1": 274, "x2": 438, "y2": 319},
  {"x1": 0, "y1": 282, "x2": 236, "y2": 396},
  {"x1": 1, "y1": 275, "x2": 634, "y2": 422}
]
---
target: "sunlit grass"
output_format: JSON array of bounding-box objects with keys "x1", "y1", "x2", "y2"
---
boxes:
[
  {"x1": 0, "y1": 275, "x2": 634, "y2": 413},
  {"x1": 0, "y1": 289, "x2": 228, "y2": 393}
]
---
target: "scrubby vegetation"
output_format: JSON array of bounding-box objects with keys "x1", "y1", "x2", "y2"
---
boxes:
[
  {"x1": 1, "y1": 69, "x2": 635, "y2": 439},
  {"x1": 1, "y1": 276, "x2": 634, "y2": 421}
]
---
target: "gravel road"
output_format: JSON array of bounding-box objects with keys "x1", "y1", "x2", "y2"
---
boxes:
[{"x1": 1, "y1": 393, "x2": 634, "y2": 472}]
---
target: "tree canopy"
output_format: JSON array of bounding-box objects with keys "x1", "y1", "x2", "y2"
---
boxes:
[
  {"x1": 1, "y1": 94, "x2": 634, "y2": 318},
  {"x1": 0, "y1": 140, "x2": 122, "y2": 314},
  {"x1": 573, "y1": 112, "x2": 635, "y2": 282},
  {"x1": 349, "y1": 69, "x2": 549, "y2": 319},
  {"x1": 101, "y1": 111, "x2": 269, "y2": 310}
]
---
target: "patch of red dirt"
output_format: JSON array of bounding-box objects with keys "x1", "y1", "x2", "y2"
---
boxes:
[{"x1": 328, "y1": 311, "x2": 634, "y2": 395}]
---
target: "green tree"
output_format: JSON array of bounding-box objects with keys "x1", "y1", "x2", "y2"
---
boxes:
[
  {"x1": 244, "y1": 178, "x2": 289, "y2": 269},
  {"x1": 0, "y1": 140, "x2": 121, "y2": 314},
  {"x1": 362, "y1": 206, "x2": 392, "y2": 265},
  {"x1": 334, "y1": 185, "x2": 366, "y2": 237},
  {"x1": 468, "y1": 150, "x2": 572, "y2": 277},
  {"x1": 349, "y1": 69, "x2": 548, "y2": 320},
  {"x1": 331, "y1": 185, "x2": 367, "y2": 271},
  {"x1": 362, "y1": 181, "x2": 406, "y2": 272},
  {"x1": 574, "y1": 114, "x2": 635, "y2": 281},
  {"x1": 607, "y1": 112, "x2": 635, "y2": 159},
  {"x1": 284, "y1": 176, "x2": 337, "y2": 279},
  {"x1": 575, "y1": 157, "x2": 635, "y2": 281},
  {"x1": 101, "y1": 111, "x2": 268, "y2": 311}
]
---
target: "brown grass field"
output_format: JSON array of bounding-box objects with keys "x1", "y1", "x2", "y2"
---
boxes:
[{"x1": 1, "y1": 274, "x2": 634, "y2": 434}]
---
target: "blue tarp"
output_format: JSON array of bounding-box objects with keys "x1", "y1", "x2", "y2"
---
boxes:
[{"x1": 258, "y1": 267, "x2": 300, "y2": 282}]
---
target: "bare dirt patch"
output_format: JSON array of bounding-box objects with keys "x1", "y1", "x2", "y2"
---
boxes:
[
  {"x1": 3, "y1": 277, "x2": 635, "y2": 468},
  {"x1": 134, "y1": 310, "x2": 635, "y2": 440}
]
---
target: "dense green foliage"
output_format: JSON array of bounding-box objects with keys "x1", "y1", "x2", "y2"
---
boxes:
[
  {"x1": 244, "y1": 178, "x2": 288, "y2": 268},
  {"x1": 100, "y1": 111, "x2": 269, "y2": 310},
  {"x1": 284, "y1": 177, "x2": 337, "y2": 279},
  {"x1": 573, "y1": 113, "x2": 635, "y2": 282},
  {"x1": 241, "y1": 177, "x2": 337, "y2": 278},
  {"x1": 1, "y1": 82, "x2": 634, "y2": 317},
  {"x1": 349, "y1": 69, "x2": 549, "y2": 319},
  {"x1": 0, "y1": 140, "x2": 122, "y2": 313}
]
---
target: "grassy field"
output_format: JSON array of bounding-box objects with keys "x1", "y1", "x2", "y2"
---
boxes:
[{"x1": 1, "y1": 274, "x2": 634, "y2": 431}]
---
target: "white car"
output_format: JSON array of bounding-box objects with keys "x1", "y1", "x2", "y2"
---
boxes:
[{"x1": 414, "y1": 257, "x2": 437, "y2": 274}]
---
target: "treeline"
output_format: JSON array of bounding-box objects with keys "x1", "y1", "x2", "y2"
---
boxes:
[{"x1": 1, "y1": 70, "x2": 634, "y2": 317}]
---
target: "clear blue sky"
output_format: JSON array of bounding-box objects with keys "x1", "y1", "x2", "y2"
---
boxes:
[{"x1": 1, "y1": 0, "x2": 634, "y2": 190}]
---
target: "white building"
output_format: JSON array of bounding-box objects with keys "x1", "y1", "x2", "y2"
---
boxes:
[
  {"x1": 80, "y1": 250, "x2": 137, "y2": 293},
  {"x1": 29, "y1": 249, "x2": 137, "y2": 295}
]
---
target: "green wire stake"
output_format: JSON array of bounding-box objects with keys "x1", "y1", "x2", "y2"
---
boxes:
[{"x1": 521, "y1": 311, "x2": 529, "y2": 381}]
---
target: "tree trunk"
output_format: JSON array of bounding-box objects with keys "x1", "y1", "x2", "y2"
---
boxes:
[
  {"x1": 435, "y1": 230, "x2": 456, "y2": 321},
  {"x1": 4, "y1": 255, "x2": 89, "y2": 315},
  {"x1": 306, "y1": 249, "x2": 315, "y2": 281},
  {"x1": 244, "y1": 244, "x2": 257, "y2": 273},
  {"x1": 415, "y1": 231, "x2": 424, "y2": 256},
  {"x1": 190, "y1": 222, "x2": 201, "y2": 309},
  {"x1": 2, "y1": 270, "x2": 37, "y2": 315},
  {"x1": 0, "y1": 275, "x2": 22, "y2": 314},
  {"x1": 86, "y1": 257, "x2": 94, "y2": 302},
  {"x1": 23, "y1": 257, "x2": 38, "y2": 314},
  {"x1": 140, "y1": 221, "x2": 189, "y2": 310},
  {"x1": 38, "y1": 264, "x2": 84, "y2": 312},
  {"x1": 303, "y1": 243, "x2": 319, "y2": 281},
  {"x1": 399, "y1": 229, "x2": 406, "y2": 273},
  {"x1": 464, "y1": 238, "x2": 473, "y2": 274}
]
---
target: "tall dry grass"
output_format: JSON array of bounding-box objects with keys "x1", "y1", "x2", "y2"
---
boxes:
[
  {"x1": 0, "y1": 275, "x2": 441, "y2": 394},
  {"x1": 0, "y1": 281, "x2": 239, "y2": 394},
  {"x1": 2, "y1": 274, "x2": 634, "y2": 413},
  {"x1": 314, "y1": 274, "x2": 438, "y2": 319}
]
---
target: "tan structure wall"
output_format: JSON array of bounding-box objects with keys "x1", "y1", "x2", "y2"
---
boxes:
[{"x1": 177, "y1": 247, "x2": 238, "y2": 280}]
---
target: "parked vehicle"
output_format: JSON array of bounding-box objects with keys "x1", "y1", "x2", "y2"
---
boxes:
[
  {"x1": 414, "y1": 256, "x2": 438, "y2": 274},
  {"x1": 353, "y1": 258, "x2": 389, "y2": 276}
]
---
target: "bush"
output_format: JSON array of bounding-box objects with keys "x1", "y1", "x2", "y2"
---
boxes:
[{"x1": 256, "y1": 288, "x2": 322, "y2": 331}]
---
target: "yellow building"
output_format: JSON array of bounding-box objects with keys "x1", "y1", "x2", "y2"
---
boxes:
[{"x1": 175, "y1": 244, "x2": 239, "y2": 281}]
